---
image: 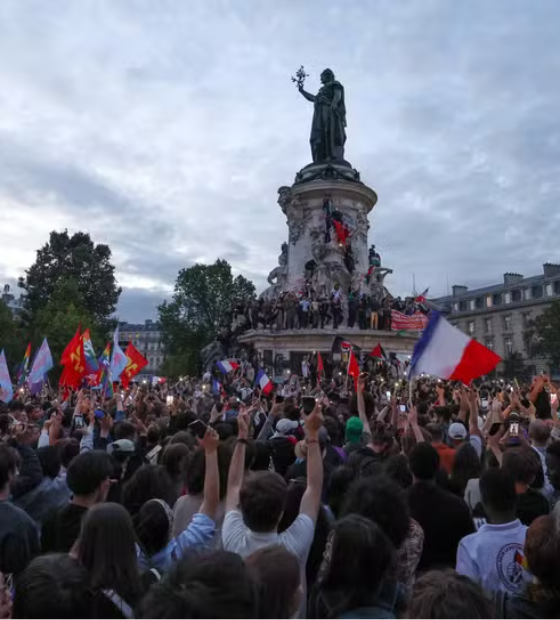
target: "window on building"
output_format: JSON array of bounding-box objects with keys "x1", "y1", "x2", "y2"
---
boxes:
[
  {"x1": 532, "y1": 285, "x2": 543, "y2": 299},
  {"x1": 469, "y1": 299, "x2": 476, "y2": 311},
  {"x1": 522, "y1": 312, "x2": 531, "y2": 328},
  {"x1": 453, "y1": 303, "x2": 459, "y2": 312},
  {"x1": 512, "y1": 290, "x2": 522, "y2": 302},
  {"x1": 485, "y1": 338, "x2": 495, "y2": 351},
  {"x1": 484, "y1": 318, "x2": 492, "y2": 333},
  {"x1": 492, "y1": 293, "x2": 502, "y2": 306},
  {"x1": 504, "y1": 336, "x2": 514, "y2": 356},
  {"x1": 468, "y1": 320, "x2": 475, "y2": 336},
  {"x1": 503, "y1": 315, "x2": 512, "y2": 331},
  {"x1": 486, "y1": 295, "x2": 493, "y2": 308},
  {"x1": 475, "y1": 297, "x2": 483, "y2": 309},
  {"x1": 504, "y1": 291, "x2": 512, "y2": 304},
  {"x1": 555, "y1": 281, "x2": 560, "y2": 295},
  {"x1": 459, "y1": 300, "x2": 467, "y2": 312},
  {"x1": 523, "y1": 288, "x2": 531, "y2": 301},
  {"x1": 545, "y1": 283, "x2": 553, "y2": 297}
]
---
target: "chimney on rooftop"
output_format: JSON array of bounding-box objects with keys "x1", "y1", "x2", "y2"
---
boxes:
[
  {"x1": 503, "y1": 273, "x2": 523, "y2": 286},
  {"x1": 452, "y1": 285, "x2": 468, "y2": 297}
]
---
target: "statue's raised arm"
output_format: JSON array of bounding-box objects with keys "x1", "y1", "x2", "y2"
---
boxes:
[{"x1": 293, "y1": 67, "x2": 347, "y2": 164}]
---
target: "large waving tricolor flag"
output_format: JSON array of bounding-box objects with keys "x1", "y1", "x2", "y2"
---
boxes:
[
  {"x1": 216, "y1": 359, "x2": 240, "y2": 374},
  {"x1": 409, "y1": 312, "x2": 501, "y2": 384},
  {"x1": 255, "y1": 369, "x2": 273, "y2": 395}
]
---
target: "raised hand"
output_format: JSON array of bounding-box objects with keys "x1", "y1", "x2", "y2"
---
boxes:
[{"x1": 198, "y1": 426, "x2": 220, "y2": 453}]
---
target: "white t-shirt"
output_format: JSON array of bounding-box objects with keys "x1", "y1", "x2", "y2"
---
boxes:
[
  {"x1": 456, "y1": 519, "x2": 531, "y2": 594},
  {"x1": 222, "y1": 510, "x2": 315, "y2": 617},
  {"x1": 221, "y1": 510, "x2": 314, "y2": 566}
]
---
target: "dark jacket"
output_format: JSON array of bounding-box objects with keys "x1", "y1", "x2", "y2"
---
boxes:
[{"x1": 0, "y1": 500, "x2": 40, "y2": 574}]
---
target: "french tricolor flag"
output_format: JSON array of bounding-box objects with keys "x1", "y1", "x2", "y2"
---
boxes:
[
  {"x1": 216, "y1": 359, "x2": 240, "y2": 374},
  {"x1": 255, "y1": 369, "x2": 273, "y2": 395},
  {"x1": 409, "y1": 312, "x2": 501, "y2": 384}
]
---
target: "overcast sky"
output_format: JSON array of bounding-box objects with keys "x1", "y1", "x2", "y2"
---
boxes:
[{"x1": 1, "y1": 0, "x2": 560, "y2": 323}]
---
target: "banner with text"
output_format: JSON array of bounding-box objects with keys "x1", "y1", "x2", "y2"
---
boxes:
[{"x1": 391, "y1": 310, "x2": 429, "y2": 331}]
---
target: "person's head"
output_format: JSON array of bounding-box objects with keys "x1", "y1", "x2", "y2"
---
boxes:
[
  {"x1": 122, "y1": 464, "x2": 176, "y2": 516},
  {"x1": 58, "y1": 438, "x2": 80, "y2": 469},
  {"x1": 134, "y1": 498, "x2": 174, "y2": 557},
  {"x1": 409, "y1": 442, "x2": 440, "y2": 482},
  {"x1": 341, "y1": 475, "x2": 410, "y2": 549},
  {"x1": 246, "y1": 545, "x2": 301, "y2": 619},
  {"x1": 502, "y1": 447, "x2": 539, "y2": 490},
  {"x1": 448, "y1": 422, "x2": 468, "y2": 445},
  {"x1": 66, "y1": 450, "x2": 114, "y2": 503},
  {"x1": 426, "y1": 423, "x2": 444, "y2": 443},
  {"x1": 408, "y1": 569, "x2": 493, "y2": 618},
  {"x1": 75, "y1": 502, "x2": 142, "y2": 604},
  {"x1": 318, "y1": 515, "x2": 394, "y2": 615},
  {"x1": 0, "y1": 444, "x2": 20, "y2": 494},
  {"x1": 524, "y1": 515, "x2": 560, "y2": 611},
  {"x1": 370, "y1": 427, "x2": 395, "y2": 456},
  {"x1": 479, "y1": 468, "x2": 517, "y2": 523},
  {"x1": 529, "y1": 419, "x2": 551, "y2": 447},
  {"x1": 450, "y1": 442, "x2": 481, "y2": 491},
  {"x1": 344, "y1": 417, "x2": 364, "y2": 444},
  {"x1": 239, "y1": 471, "x2": 287, "y2": 532},
  {"x1": 37, "y1": 445, "x2": 61, "y2": 479},
  {"x1": 13, "y1": 554, "x2": 93, "y2": 618},
  {"x1": 114, "y1": 420, "x2": 136, "y2": 442},
  {"x1": 384, "y1": 453, "x2": 413, "y2": 489},
  {"x1": 327, "y1": 465, "x2": 356, "y2": 518},
  {"x1": 546, "y1": 441, "x2": 560, "y2": 491},
  {"x1": 161, "y1": 443, "x2": 189, "y2": 483},
  {"x1": 24, "y1": 403, "x2": 43, "y2": 422},
  {"x1": 138, "y1": 551, "x2": 258, "y2": 619}
]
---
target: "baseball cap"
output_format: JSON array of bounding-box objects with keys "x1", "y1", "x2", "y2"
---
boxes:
[
  {"x1": 111, "y1": 439, "x2": 136, "y2": 454},
  {"x1": 272, "y1": 418, "x2": 300, "y2": 439},
  {"x1": 448, "y1": 422, "x2": 467, "y2": 440}
]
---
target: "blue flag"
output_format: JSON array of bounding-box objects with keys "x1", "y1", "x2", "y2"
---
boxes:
[{"x1": 28, "y1": 338, "x2": 54, "y2": 390}]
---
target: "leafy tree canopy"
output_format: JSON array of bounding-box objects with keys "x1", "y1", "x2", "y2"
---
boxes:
[
  {"x1": 532, "y1": 301, "x2": 560, "y2": 370},
  {"x1": 19, "y1": 230, "x2": 121, "y2": 332},
  {"x1": 159, "y1": 259, "x2": 256, "y2": 374}
]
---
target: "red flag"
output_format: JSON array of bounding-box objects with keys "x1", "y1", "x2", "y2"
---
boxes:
[
  {"x1": 348, "y1": 349, "x2": 360, "y2": 390},
  {"x1": 332, "y1": 220, "x2": 350, "y2": 246},
  {"x1": 120, "y1": 342, "x2": 148, "y2": 389},
  {"x1": 60, "y1": 327, "x2": 80, "y2": 366},
  {"x1": 60, "y1": 328, "x2": 86, "y2": 389},
  {"x1": 317, "y1": 352, "x2": 324, "y2": 381},
  {"x1": 370, "y1": 343, "x2": 387, "y2": 361}
]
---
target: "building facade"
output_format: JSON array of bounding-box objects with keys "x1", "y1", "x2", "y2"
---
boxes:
[
  {"x1": 1, "y1": 284, "x2": 24, "y2": 317},
  {"x1": 115, "y1": 320, "x2": 166, "y2": 375},
  {"x1": 431, "y1": 263, "x2": 560, "y2": 375}
]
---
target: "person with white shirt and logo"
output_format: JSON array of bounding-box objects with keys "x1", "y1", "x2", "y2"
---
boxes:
[{"x1": 456, "y1": 468, "x2": 531, "y2": 595}]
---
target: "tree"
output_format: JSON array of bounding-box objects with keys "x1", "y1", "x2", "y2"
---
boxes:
[
  {"x1": 502, "y1": 351, "x2": 528, "y2": 381},
  {"x1": 0, "y1": 300, "x2": 19, "y2": 362},
  {"x1": 532, "y1": 301, "x2": 560, "y2": 370},
  {"x1": 32, "y1": 278, "x2": 104, "y2": 381},
  {"x1": 159, "y1": 259, "x2": 256, "y2": 374},
  {"x1": 19, "y1": 230, "x2": 121, "y2": 331}
]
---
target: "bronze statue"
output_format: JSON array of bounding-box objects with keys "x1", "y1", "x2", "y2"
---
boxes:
[{"x1": 295, "y1": 67, "x2": 347, "y2": 164}]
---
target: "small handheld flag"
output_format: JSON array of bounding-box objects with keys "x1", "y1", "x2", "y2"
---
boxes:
[
  {"x1": 216, "y1": 359, "x2": 240, "y2": 374},
  {"x1": 370, "y1": 343, "x2": 387, "y2": 361},
  {"x1": 256, "y1": 369, "x2": 273, "y2": 396}
]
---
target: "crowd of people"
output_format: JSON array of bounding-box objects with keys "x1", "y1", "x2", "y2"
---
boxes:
[
  {"x1": 231, "y1": 291, "x2": 429, "y2": 333},
  {"x1": 1, "y1": 363, "x2": 560, "y2": 618}
]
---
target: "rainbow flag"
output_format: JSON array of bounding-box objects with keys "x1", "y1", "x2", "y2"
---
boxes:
[
  {"x1": 16, "y1": 343, "x2": 32, "y2": 387},
  {"x1": 82, "y1": 329, "x2": 99, "y2": 374}
]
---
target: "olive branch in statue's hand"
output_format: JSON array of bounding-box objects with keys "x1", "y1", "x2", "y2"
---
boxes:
[{"x1": 291, "y1": 65, "x2": 308, "y2": 89}]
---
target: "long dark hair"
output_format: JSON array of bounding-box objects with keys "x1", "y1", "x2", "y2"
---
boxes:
[
  {"x1": 246, "y1": 545, "x2": 300, "y2": 619},
  {"x1": 450, "y1": 442, "x2": 482, "y2": 496},
  {"x1": 309, "y1": 514, "x2": 395, "y2": 619},
  {"x1": 75, "y1": 503, "x2": 143, "y2": 606}
]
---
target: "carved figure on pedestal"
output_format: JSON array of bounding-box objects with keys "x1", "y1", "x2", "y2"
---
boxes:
[
  {"x1": 277, "y1": 186, "x2": 292, "y2": 214},
  {"x1": 261, "y1": 243, "x2": 288, "y2": 300}
]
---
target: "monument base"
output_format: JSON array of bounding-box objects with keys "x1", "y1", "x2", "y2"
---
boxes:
[{"x1": 238, "y1": 328, "x2": 418, "y2": 372}]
